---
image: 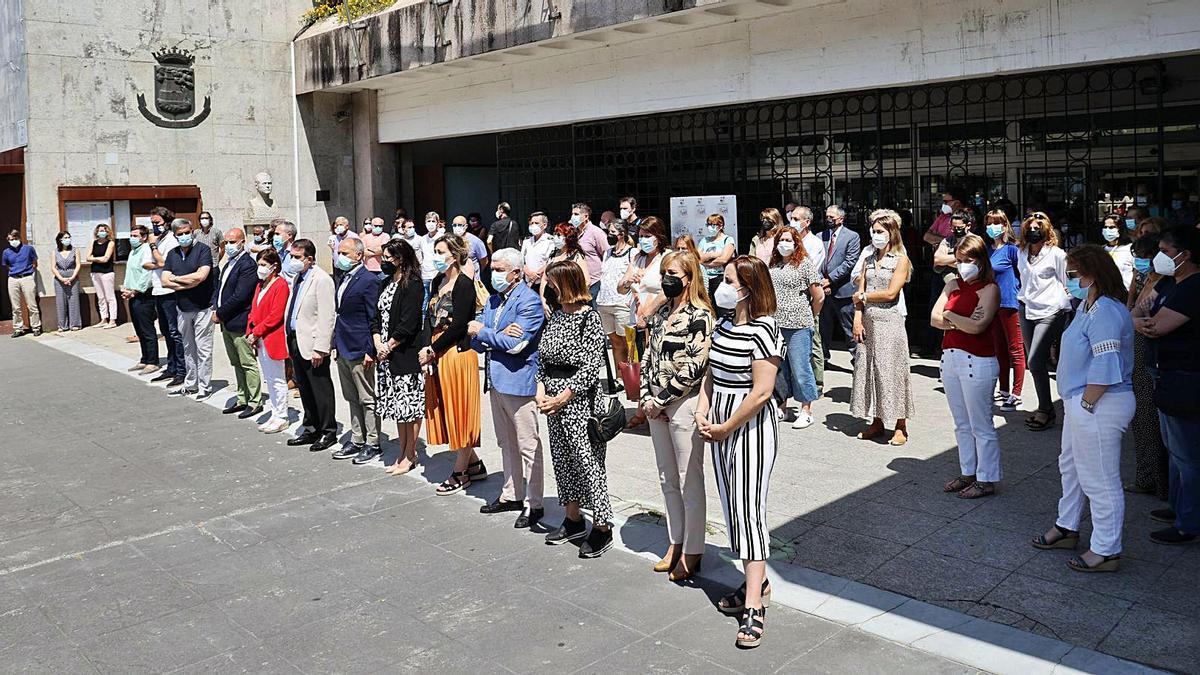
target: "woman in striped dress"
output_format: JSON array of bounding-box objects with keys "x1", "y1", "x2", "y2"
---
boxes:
[{"x1": 696, "y1": 255, "x2": 783, "y2": 649}]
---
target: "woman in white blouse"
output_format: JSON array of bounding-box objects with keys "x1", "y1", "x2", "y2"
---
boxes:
[
  {"x1": 1017, "y1": 212, "x2": 1072, "y2": 431},
  {"x1": 618, "y1": 216, "x2": 672, "y2": 428},
  {"x1": 1100, "y1": 214, "x2": 1134, "y2": 291}
]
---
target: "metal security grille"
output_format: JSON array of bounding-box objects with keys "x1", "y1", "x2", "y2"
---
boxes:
[{"x1": 498, "y1": 59, "x2": 1197, "y2": 248}]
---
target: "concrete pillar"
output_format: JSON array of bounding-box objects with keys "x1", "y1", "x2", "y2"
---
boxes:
[{"x1": 351, "y1": 89, "x2": 398, "y2": 226}]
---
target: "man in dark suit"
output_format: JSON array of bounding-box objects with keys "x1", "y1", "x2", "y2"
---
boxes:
[
  {"x1": 819, "y1": 205, "x2": 862, "y2": 363},
  {"x1": 213, "y1": 227, "x2": 264, "y2": 417},
  {"x1": 330, "y1": 238, "x2": 383, "y2": 464}
]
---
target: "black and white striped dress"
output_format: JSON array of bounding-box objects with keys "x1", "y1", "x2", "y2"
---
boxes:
[{"x1": 708, "y1": 315, "x2": 783, "y2": 562}]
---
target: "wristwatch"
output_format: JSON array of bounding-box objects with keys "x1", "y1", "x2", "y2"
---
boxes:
[
  {"x1": 149, "y1": 243, "x2": 158, "y2": 250},
  {"x1": 1080, "y1": 398, "x2": 1095, "y2": 413}
]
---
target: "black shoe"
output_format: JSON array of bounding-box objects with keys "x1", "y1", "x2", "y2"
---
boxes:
[
  {"x1": 351, "y1": 446, "x2": 382, "y2": 465},
  {"x1": 480, "y1": 499, "x2": 523, "y2": 515},
  {"x1": 579, "y1": 526, "x2": 614, "y2": 558},
  {"x1": 1150, "y1": 527, "x2": 1197, "y2": 545},
  {"x1": 514, "y1": 507, "x2": 543, "y2": 529},
  {"x1": 222, "y1": 403, "x2": 247, "y2": 415},
  {"x1": 10, "y1": 329, "x2": 27, "y2": 338},
  {"x1": 167, "y1": 377, "x2": 185, "y2": 387},
  {"x1": 238, "y1": 405, "x2": 264, "y2": 419},
  {"x1": 151, "y1": 371, "x2": 174, "y2": 383},
  {"x1": 31, "y1": 328, "x2": 42, "y2": 337},
  {"x1": 1150, "y1": 508, "x2": 1177, "y2": 524},
  {"x1": 545, "y1": 517, "x2": 587, "y2": 545},
  {"x1": 467, "y1": 459, "x2": 488, "y2": 481},
  {"x1": 287, "y1": 433, "x2": 318, "y2": 447},
  {"x1": 310, "y1": 433, "x2": 338, "y2": 452},
  {"x1": 331, "y1": 444, "x2": 361, "y2": 460}
]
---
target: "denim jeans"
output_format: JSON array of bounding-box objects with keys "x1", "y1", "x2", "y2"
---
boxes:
[
  {"x1": 777, "y1": 327, "x2": 819, "y2": 404},
  {"x1": 1160, "y1": 410, "x2": 1200, "y2": 534},
  {"x1": 153, "y1": 293, "x2": 186, "y2": 377}
]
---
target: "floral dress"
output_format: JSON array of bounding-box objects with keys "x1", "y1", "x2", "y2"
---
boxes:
[{"x1": 375, "y1": 279, "x2": 425, "y2": 423}]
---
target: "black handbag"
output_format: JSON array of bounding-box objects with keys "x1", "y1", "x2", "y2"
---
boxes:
[
  {"x1": 1154, "y1": 369, "x2": 1200, "y2": 417},
  {"x1": 589, "y1": 389, "x2": 627, "y2": 445}
]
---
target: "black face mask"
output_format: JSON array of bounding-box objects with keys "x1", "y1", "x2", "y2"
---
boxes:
[
  {"x1": 661, "y1": 274, "x2": 685, "y2": 298},
  {"x1": 543, "y1": 284, "x2": 560, "y2": 309},
  {"x1": 760, "y1": 219, "x2": 773, "y2": 232},
  {"x1": 380, "y1": 260, "x2": 397, "y2": 277},
  {"x1": 1026, "y1": 229, "x2": 1045, "y2": 244},
  {"x1": 952, "y1": 227, "x2": 967, "y2": 239},
  {"x1": 606, "y1": 233, "x2": 619, "y2": 246}
]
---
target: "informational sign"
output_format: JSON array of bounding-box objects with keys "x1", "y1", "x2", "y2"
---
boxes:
[
  {"x1": 669, "y1": 195, "x2": 738, "y2": 244},
  {"x1": 64, "y1": 201, "x2": 113, "y2": 248}
]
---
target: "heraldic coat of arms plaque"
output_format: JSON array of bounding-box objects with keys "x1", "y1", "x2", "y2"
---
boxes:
[{"x1": 136, "y1": 47, "x2": 212, "y2": 129}]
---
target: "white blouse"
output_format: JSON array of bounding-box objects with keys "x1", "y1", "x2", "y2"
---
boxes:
[{"x1": 1017, "y1": 245, "x2": 1071, "y2": 320}]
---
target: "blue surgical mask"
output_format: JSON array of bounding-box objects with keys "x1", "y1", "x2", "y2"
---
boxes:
[
  {"x1": 282, "y1": 255, "x2": 304, "y2": 278},
  {"x1": 1171, "y1": 200, "x2": 1183, "y2": 210},
  {"x1": 985, "y1": 224, "x2": 1004, "y2": 240},
  {"x1": 129, "y1": 237, "x2": 143, "y2": 249},
  {"x1": 225, "y1": 242, "x2": 242, "y2": 258},
  {"x1": 1124, "y1": 218, "x2": 1136, "y2": 230},
  {"x1": 491, "y1": 270, "x2": 513, "y2": 293},
  {"x1": 703, "y1": 225, "x2": 718, "y2": 238},
  {"x1": 638, "y1": 237, "x2": 656, "y2": 253},
  {"x1": 1065, "y1": 277, "x2": 1090, "y2": 301},
  {"x1": 433, "y1": 254, "x2": 450, "y2": 273},
  {"x1": 272, "y1": 234, "x2": 286, "y2": 250},
  {"x1": 335, "y1": 253, "x2": 356, "y2": 271},
  {"x1": 1101, "y1": 227, "x2": 1119, "y2": 243},
  {"x1": 1133, "y1": 257, "x2": 1152, "y2": 275},
  {"x1": 570, "y1": 214, "x2": 583, "y2": 227},
  {"x1": 177, "y1": 233, "x2": 193, "y2": 248}
]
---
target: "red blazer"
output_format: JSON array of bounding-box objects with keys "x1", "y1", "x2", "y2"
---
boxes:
[{"x1": 246, "y1": 277, "x2": 289, "y2": 361}]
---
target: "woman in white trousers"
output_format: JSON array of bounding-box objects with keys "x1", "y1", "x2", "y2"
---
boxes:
[{"x1": 1032, "y1": 245, "x2": 1136, "y2": 572}]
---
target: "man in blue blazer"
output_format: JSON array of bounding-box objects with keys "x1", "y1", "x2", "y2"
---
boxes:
[
  {"x1": 212, "y1": 228, "x2": 264, "y2": 417},
  {"x1": 819, "y1": 205, "x2": 862, "y2": 362},
  {"x1": 468, "y1": 248, "x2": 546, "y2": 529},
  {"x1": 331, "y1": 238, "x2": 382, "y2": 464}
]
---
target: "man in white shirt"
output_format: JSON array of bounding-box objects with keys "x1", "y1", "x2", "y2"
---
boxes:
[
  {"x1": 147, "y1": 206, "x2": 185, "y2": 386},
  {"x1": 521, "y1": 211, "x2": 555, "y2": 286}
]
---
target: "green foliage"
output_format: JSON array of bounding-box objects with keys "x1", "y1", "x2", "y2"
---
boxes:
[{"x1": 300, "y1": 0, "x2": 401, "y2": 26}]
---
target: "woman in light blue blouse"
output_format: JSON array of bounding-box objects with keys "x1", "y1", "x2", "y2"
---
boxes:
[{"x1": 1031, "y1": 245, "x2": 1135, "y2": 573}]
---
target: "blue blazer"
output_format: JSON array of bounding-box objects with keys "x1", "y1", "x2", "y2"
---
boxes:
[
  {"x1": 821, "y1": 225, "x2": 863, "y2": 299},
  {"x1": 471, "y1": 281, "x2": 544, "y2": 397},
  {"x1": 333, "y1": 266, "x2": 380, "y2": 361},
  {"x1": 212, "y1": 252, "x2": 259, "y2": 334}
]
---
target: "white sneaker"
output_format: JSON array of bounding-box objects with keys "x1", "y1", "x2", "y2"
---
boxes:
[
  {"x1": 792, "y1": 412, "x2": 814, "y2": 429},
  {"x1": 261, "y1": 419, "x2": 288, "y2": 434},
  {"x1": 1000, "y1": 395, "x2": 1022, "y2": 412}
]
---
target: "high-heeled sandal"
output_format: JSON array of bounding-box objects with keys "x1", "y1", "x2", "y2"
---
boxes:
[
  {"x1": 718, "y1": 579, "x2": 770, "y2": 614},
  {"x1": 669, "y1": 554, "x2": 702, "y2": 582},
  {"x1": 1031, "y1": 525, "x2": 1079, "y2": 550},
  {"x1": 735, "y1": 606, "x2": 766, "y2": 649}
]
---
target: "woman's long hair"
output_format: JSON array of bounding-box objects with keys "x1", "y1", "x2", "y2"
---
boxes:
[
  {"x1": 769, "y1": 225, "x2": 809, "y2": 267},
  {"x1": 661, "y1": 250, "x2": 713, "y2": 314},
  {"x1": 383, "y1": 238, "x2": 421, "y2": 288}
]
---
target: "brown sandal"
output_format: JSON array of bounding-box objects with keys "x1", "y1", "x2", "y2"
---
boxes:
[
  {"x1": 1032, "y1": 525, "x2": 1079, "y2": 550},
  {"x1": 943, "y1": 475, "x2": 975, "y2": 493},
  {"x1": 957, "y1": 481, "x2": 995, "y2": 499}
]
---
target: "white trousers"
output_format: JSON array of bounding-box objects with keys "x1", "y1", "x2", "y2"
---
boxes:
[
  {"x1": 178, "y1": 307, "x2": 214, "y2": 392},
  {"x1": 1056, "y1": 391, "x2": 1135, "y2": 556},
  {"x1": 940, "y1": 349, "x2": 1002, "y2": 482},
  {"x1": 258, "y1": 352, "x2": 289, "y2": 423}
]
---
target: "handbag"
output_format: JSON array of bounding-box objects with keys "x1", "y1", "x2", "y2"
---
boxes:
[
  {"x1": 1154, "y1": 369, "x2": 1200, "y2": 417},
  {"x1": 588, "y1": 389, "x2": 627, "y2": 444}
]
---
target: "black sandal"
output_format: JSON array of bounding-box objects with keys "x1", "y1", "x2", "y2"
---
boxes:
[
  {"x1": 718, "y1": 579, "x2": 771, "y2": 614},
  {"x1": 436, "y1": 470, "x2": 471, "y2": 496},
  {"x1": 735, "y1": 606, "x2": 766, "y2": 649},
  {"x1": 466, "y1": 460, "x2": 488, "y2": 481},
  {"x1": 1032, "y1": 525, "x2": 1079, "y2": 550},
  {"x1": 1067, "y1": 553, "x2": 1120, "y2": 573},
  {"x1": 1025, "y1": 412, "x2": 1056, "y2": 431}
]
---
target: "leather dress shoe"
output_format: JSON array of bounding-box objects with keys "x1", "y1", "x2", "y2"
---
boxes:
[
  {"x1": 331, "y1": 444, "x2": 361, "y2": 460},
  {"x1": 238, "y1": 405, "x2": 264, "y2": 419},
  {"x1": 480, "y1": 499, "x2": 523, "y2": 515},
  {"x1": 222, "y1": 403, "x2": 247, "y2": 415},
  {"x1": 287, "y1": 433, "x2": 317, "y2": 447},
  {"x1": 310, "y1": 433, "x2": 338, "y2": 452},
  {"x1": 351, "y1": 446, "x2": 382, "y2": 465},
  {"x1": 514, "y1": 507, "x2": 543, "y2": 529},
  {"x1": 150, "y1": 371, "x2": 175, "y2": 383}
]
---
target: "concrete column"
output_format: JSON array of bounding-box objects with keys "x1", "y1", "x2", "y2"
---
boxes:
[{"x1": 351, "y1": 89, "x2": 398, "y2": 226}]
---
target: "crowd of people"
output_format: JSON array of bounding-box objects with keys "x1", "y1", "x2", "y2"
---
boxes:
[{"x1": 2, "y1": 191, "x2": 1196, "y2": 650}]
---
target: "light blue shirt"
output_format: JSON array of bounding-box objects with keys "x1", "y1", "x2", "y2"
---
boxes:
[
  {"x1": 288, "y1": 270, "x2": 313, "y2": 333},
  {"x1": 1056, "y1": 295, "x2": 1134, "y2": 400}
]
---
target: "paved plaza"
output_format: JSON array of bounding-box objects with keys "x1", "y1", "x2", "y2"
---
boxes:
[{"x1": 0, "y1": 328, "x2": 1193, "y2": 673}]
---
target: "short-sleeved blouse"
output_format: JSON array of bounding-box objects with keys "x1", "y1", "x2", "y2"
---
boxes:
[
  {"x1": 708, "y1": 316, "x2": 783, "y2": 394},
  {"x1": 1057, "y1": 295, "x2": 1134, "y2": 399},
  {"x1": 769, "y1": 258, "x2": 820, "y2": 330}
]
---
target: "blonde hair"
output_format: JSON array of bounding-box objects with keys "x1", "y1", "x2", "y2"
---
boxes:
[
  {"x1": 435, "y1": 234, "x2": 469, "y2": 267},
  {"x1": 984, "y1": 209, "x2": 1018, "y2": 245},
  {"x1": 1019, "y1": 212, "x2": 1060, "y2": 249},
  {"x1": 868, "y1": 209, "x2": 903, "y2": 254},
  {"x1": 661, "y1": 250, "x2": 714, "y2": 313}
]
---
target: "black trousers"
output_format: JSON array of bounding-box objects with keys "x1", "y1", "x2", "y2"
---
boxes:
[
  {"x1": 819, "y1": 294, "x2": 857, "y2": 361},
  {"x1": 287, "y1": 333, "x2": 337, "y2": 435},
  {"x1": 129, "y1": 293, "x2": 160, "y2": 365}
]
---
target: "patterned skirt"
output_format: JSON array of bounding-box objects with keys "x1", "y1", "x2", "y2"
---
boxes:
[
  {"x1": 850, "y1": 305, "x2": 915, "y2": 422},
  {"x1": 376, "y1": 365, "x2": 425, "y2": 423}
]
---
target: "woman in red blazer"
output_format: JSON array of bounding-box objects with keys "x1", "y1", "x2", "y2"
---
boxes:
[{"x1": 246, "y1": 249, "x2": 291, "y2": 433}]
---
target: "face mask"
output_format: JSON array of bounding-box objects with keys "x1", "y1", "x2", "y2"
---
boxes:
[
  {"x1": 1065, "y1": 277, "x2": 1090, "y2": 301},
  {"x1": 789, "y1": 219, "x2": 806, "y2": 231},
  {"x1": 336, "y1": 253, "x2": 357, "y2": 271},
  {"x1": 619, "y1": 208, "x2": 631, "y2": 220},
  {"x1": 985, "y1": 224, "x2": 1004, "y2": 240},
  {"x1": 380, "y1": 260, "x2": 397, "y2": 276},
  {"x1": 372, "y1": 225, "x2": 383, "y2": 235},
  {"x1": 1102, "y1": 227, "x2": 1119, "y2": 243},
  {"x1": 200, "y1": 218, "x2": 212, "y2": 227},
  {"x1": 1132, "y1": 257, "x2": 1152, "y2": 275},
  {"x1": 273, "y1": 234, "x2": 286, "y2": 250},
  {"x1": 606, "y1": 233, "x2": 619, "y2": 246},
  {"x1": 941, "y1": 203, "x2": 954, "y2": 215},
  {"x1": 870, "y1": 231, "x2": 889, "y2": 250},
  {"x1": 776, "y1": 240, "x2": 796, "y2": 257},
  {"x1": 97, "y1": 230, "x2": 109, "y2": 240},
  {"x1": 1171, "y1": 199, "x2": 1183, "y2": 210},
  {"x1": 425, "y1": 221, "x2": 438, "y2": 233},
  {"x1": 703, "y1": 224, "x2": 718, "y2": 238},
  {"x1": 661, "y1": 274, "x2": 684, "y2": 298},
  {"x1": 177, "y1": 233, "x2": 193, "y2": 248},
  {"x1": 282, "y1": 255, "x2": 304, "y2": 278},
  {"x1": 495, "y1": 211, "x2": 503, "y2": 220},
  {"x1": 760, "y1": 219, "x2": 772, "y2": 232},
  {"x1": 252, "y1": 235, "x2": 264, "y2": 244},
  {"x1": 713, "y1": 282, "x2": 742, "y2": 310},
  {"x1": 552, "y1": 235, "x2": 566, "y2": 249},
  {"x1": 453, "y1": 225, "x2": 467, "y2": 237},
  {"x1": 543, "y1": 284, "x2": 559, "y2": 308},
  {"x1": 491, "y1": 270, "x2": 514, "y2": 293},
  {"x1": 256, "y1": 265, "x2": 272, "y2": 280},
  {"x1": 1026, "y1": 228, "x2": 1046, "y2": 244},
  {"x1": 952, "y1": 226, "x2": 967, "y2": 239},
  {"x1": 432, "y1": 253, "x2": 450, "y2": 273},
  {"x1": 334, "y1": 225, "x2": 347, "y2": 236},
  {"x1": 402, "y1": 229, "x2": 415, "y2": 240},
  {"x1": 1135, "y1": 196, "x2": 1148, "y2": 206},
  {"x1": 6, "y1": 240, "x2": 17, "y2": 249},
  {"x1": 1124, "y1": 218, "x2": 1136, "y2": 230},
  {"x1": 61, "y1": 238, "x2": 72, "y2": 248},
  {"x1": 129, "y1": 237, "x2": 143, "y2": 249},
  {"x1": 957, "y1": 262, "x2": 979, "y2": 282},
  {"x1": 529, "y1": 223, "x2": 543, "y2": 237},
  {"x1": 152, "y1": 224, "x2": 164, "y2": 236},
  {"x1": 638, "y1": 237, "x2": 656, "y2": 253},
  {"x1": 225, "y1": 242, "x2": 242, "y2": 258},
  {"x1": 570, "y1": 215, "x2": 582, "y2": 227},
  {"x1": 1153, "y1": 250, "x2": 1182, "y2": 276}
]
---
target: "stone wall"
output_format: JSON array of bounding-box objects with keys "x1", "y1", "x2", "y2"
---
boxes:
[{"x1": 0, "y1": 0, "x2": 28, "y2": 153}]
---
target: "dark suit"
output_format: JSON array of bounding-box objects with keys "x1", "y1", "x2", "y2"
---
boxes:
[
  {"x1": 819, "y1": 224, "x2": 862, "y2": 360},
  {"x1": 334, "y1": 265, "x2": 382, "y2": 448},
  {"x1": 213, "y1": 251, "x2": 263, "y2": 406}
]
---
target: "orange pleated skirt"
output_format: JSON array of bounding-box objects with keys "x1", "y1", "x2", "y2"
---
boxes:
[{"x1": 424, "y1": 336, "x2": 481, "y2": 450}]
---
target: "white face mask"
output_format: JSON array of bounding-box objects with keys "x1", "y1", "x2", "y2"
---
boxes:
[
  {"x1": 941, "y1": 203, "x2": 954, "y2": 215},
  {"x1": 551, "y1": 235, "x2": 566, "y2": 249},
  {"x1": 256, "y1": 264, "x2": 272, "y2": 280},
  {"x1": 1101, "y1": 227, "x2": 1119, "y2": 243},
  {"x1": 957, "y1": 261, "x2": 980, "y2": 282},
  {"x1": 776, "y1": 240, "x2": 796, "y2": 257},
  {"x1": 334, "y1": 225, "x2": 346, "y2": 235},
  {"x1": 713, "y1": 282, "x2": 743, "y2": 310},
  {"x1": 1153, "y1": 250, "x2": 1182, "y2": 276},
  {"x1": 61, "y1": 238, "x2": 72, "y2": 248},
  {"x1": 529, "y1": 223, "x2": 543, "y2": 237},
  {"x1": 870, "y1": 231, "x2": 890, "y2": 250},
  {"x1": 200, "y1": 218, "x2": 212, "y2": 227},
  {"x1": 619, "y1": 208, "x2": 632, "y2": 220},
  {"x1": 453, "y1": 225, "x2": 467, "y2": 236}
]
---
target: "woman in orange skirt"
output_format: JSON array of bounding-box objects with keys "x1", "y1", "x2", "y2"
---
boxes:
[{"x1": 419, "y1": 234, "x2": 485, "y2": 495}]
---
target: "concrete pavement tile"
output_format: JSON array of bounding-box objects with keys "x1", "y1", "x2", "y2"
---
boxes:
[
  {"x1": 0, "y1": 489, "x2": 88, "y2": 544},
  {"x1": 824, "y1": 500, "x2": 952, "y2": 546},
  {"x1": 913, "y1": 520, "x2": 1042, "y2": 571},
  {"x1": 858, "y1": 598, "x2": 974, "y2": 645},
  {"x1": 780, "y1": 626, "x2": 979, "y2": 674},
  {"x1": 214, "y1": 569, "x2": 371, "y2": 640},
  {"x1": 1097, "y1": 605, "x2": 1200, "y2": 674},
  {"x1": 0, "y1": 642, "x2": 100, "y2": 673},
  {"x1": 959, "y1": 497, "x2": 1060, "y2": 535},
  {"x1": 650, "y1": 604, "x2": 844, "y2": 672},
  {"x1": 910, "y1": 617, "x2": 1072, "y2": 675},
  {"x1": 319, "y1": 475, "x2": 430, "y2": 515},
  {"x1": 1119, "y1": 566, "x2": 1199, "y2": 620},
  {"x1": 783, "y1": 525, "x2": 906, "y2": 580},
  {"x1": 1053, "y1": 646, "x2": 1165, "y2": 675},
  {"x1": 1014, "y1": 549, "x2": 1168, "y2": 602},
  {"x1": 169, "y1": 644, "x2": 302, "y2": 675},
  {"x1": 129, "y1": 525, "x2": 238, "y2": 569},
  {"x1": 229, "y1": 495, "x2": 361, "y2": 542},
  {"x1": 388, "y1": 636, "x2": 503, "y2": 672},
  {"x1": 870, "y1": 479, "x2": 985, "y2": 519},
  {"x1": 810, "y1": 579, "x2": 908, "y2": 625},
  {"x1": 558, "y1": 570, "x2": 718, "y2": 635},
  {"x1": 438, "y1": 518, "x2": 547, "y2": 565},
  {"x1": 0, "y1": 602, "x2": 62, "y2": 650},
  {"x1": 863, "y1": 548, "x2": 1010, "y2": 604},
  {"x1": 191, "y1": 516, "x2": 267, "y2": 550},
  {"x1": 76, "y1": 604, "x2": 257, "y2": 673},
  {"x1": 162, "y1": 541, "x2": 320, "y2": 603},
  {"x1": 485, "y1": 541, "x2": 639, "y2": 598},
  {"x1": 978, "y1": 573, "x2": 1131, "y2": 648},
  {"x1": 0, "y1": 518, "x2": 115, "y2": 571},
  {"x1": 570, "y1": 636, "x2": 736, "y2": 674}
]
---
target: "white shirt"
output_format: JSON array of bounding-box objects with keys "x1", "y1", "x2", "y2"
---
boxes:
[
  {"x1": 521, "y1": 234, "x2": 555, "y2": 278},
  {"x1": 217, "y1": 249, "x2": 246, "y2": 306},
  {"x1": 852, "y1": 245, "x2": 907, "y2": 317},
  {"x1": 802, "y1": 231, "x2": 825, "y2": 273},
  {"x1": 1017, "y1": 245, "x2": 1071, "y2": 320},
  {"x1": 418, "y1": 234, "x2": 438, "y2": 281},
  {"x1": 150, "y1": 232, "x2": 178, "y2": 296},
  {"x1": 633, "y1": 249, "x2": 668, "y2": 306},
  {"x1": 1105, "y1": 243, "x2": 1134, "y2": 291}
]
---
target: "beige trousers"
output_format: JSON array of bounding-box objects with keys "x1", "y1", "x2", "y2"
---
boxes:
[
  {"x1": 647, "y1": 391, "x2": 707, "y2": 554},
  {"x1": 490, "y1": 390, "x2": 544, "y2": 509},
  {"x1": 7, "y1": 276, "x2": 40, "y2": 330}
]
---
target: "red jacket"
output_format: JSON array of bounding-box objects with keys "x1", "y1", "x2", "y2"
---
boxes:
[{"x1": 246, "y1": 276, "x2": 289, "y2": 361}]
